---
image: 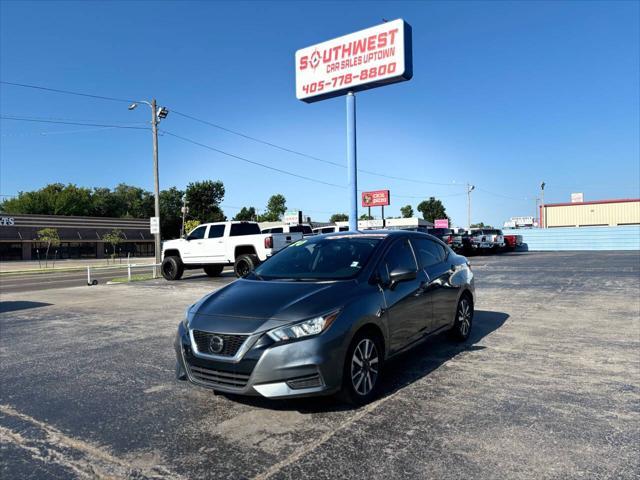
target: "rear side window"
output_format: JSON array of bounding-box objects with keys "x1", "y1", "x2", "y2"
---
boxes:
[
  {"x1": 382, "y1": 239, "x2": 418, "y2": 276},
  {"x1": 289, "y1": 225, "x2": 312, "y2": 234},
  {"x1": 271, "y1": 227, "x2": 284, "y2": 233},
  {"x1": 208, "y1": 225, "x2": 225, "y2": 238},
  {"x1": 339, "y1": 226, "x2": 349, "y2": 232},
  {"x1": 412, "y1": 238, "x2": 446, "y2": 267},
  {"x1": 230, "y1": 223, "x2": 261, "y2": 236},
  {"x1": 187, "y1": 225, "x2": 206, "y2": 240},
  {"x1": 320, "y1": 227, "x2": 334, "y2": 233}
]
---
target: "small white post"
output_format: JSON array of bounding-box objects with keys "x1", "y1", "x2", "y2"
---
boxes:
[{"x1": 87, "y1": 266, "x2": 91, "y2": 285}]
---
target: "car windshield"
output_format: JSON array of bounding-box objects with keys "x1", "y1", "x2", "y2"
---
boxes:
[{"x1": 253, "y1": 236, "x2": 382, "y2": 280}]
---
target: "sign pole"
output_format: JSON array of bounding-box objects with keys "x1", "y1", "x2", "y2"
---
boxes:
[{"x1": 347, "y1": 92, "x2": 358, "y2": 231}]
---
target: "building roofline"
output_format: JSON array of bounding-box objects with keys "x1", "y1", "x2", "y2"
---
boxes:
[{"x1": 544, "y1": 198, "x2": 640, "y2": 208}]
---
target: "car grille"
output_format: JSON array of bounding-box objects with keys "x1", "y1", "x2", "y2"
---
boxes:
[
  {"x1": 192, "y1": 330, "x2": 248, "y2": 357},
  {"x1": 186, "y1": 363, "x2": 250, "y2": 389}
]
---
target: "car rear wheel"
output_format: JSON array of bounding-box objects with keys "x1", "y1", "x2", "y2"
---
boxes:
[
  {"x1": 161, "y1": 256, "x2": 184, "y2": 281},
  {"x1": 204, "y1": 265, "x2": 224, "y2": 277},
  {"x1": 234, "y1": 254, "x2": 259, "y2": 277},
  {"x1": 340, "y1": 331, "x2": 383, "y2": 405},
  {"x1": 451, "y1": 295, "x2": 473, "y2": 341}
]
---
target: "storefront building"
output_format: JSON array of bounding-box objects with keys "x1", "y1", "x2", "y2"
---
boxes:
[{"x1": 0, "y1": 213, "x2": 154, "y2": 261}]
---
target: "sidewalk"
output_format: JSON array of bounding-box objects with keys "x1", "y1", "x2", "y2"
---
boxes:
[{"x1": 0, "y1": 256, "x2": 156, "y2": 273}]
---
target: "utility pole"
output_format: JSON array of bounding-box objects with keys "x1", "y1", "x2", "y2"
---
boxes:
[
  {"x1": 151, "y1": 99, "x2": 161, "y2": 269},
  {"x1": 128, "y1": 99, "x2": 169, "y2": 277},
  {"x1": 180, "y1": 194, "x2": 188, "y2": 237},
  {"x1": 540, "y1": 181, "x2": 546, "y2": 228},
  {"x1": 467, "y1": 183, "x2": 475, "y2": 230}
]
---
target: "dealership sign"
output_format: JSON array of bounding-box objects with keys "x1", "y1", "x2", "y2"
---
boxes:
[
  {"x1": 295, "y1": 19, "x2": 413, "y2": 103},
  {"x1": 361, "y1": 190, "x2": 390, "y2": 207},
  {"x1": 284, "y1": 210, "x2": 303, "y2": 225},
  {"x1": 434, "y1": 219, "x2": 449, "y2": 229},
  {"x1": 0, "y1": 217, "x2": 15, "y2": 226}
]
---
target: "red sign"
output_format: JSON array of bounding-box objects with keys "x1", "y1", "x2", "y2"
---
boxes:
[
  {"x1": 434, "y1": 219, "x2": 449, "y2": 229},
  {"x1": 362, "y1": 190, "x2": 390, "y2": 207}
]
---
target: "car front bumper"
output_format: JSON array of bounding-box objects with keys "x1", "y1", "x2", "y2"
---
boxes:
[{"x1": 174, "y1": 322, "x2": 344, "y2": 399}]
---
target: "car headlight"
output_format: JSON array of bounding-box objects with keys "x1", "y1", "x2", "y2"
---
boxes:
[
  {"x1": 183, "y1": 303, "x2": 196, "y2": 329},
  {"x1": 267, "y1": 310, "x2": 340, "y2": 342}
]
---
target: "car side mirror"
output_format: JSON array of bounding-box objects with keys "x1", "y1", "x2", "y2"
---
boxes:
[{"x1": 388, "y1": 268, "x2": 417, "y2": 290}]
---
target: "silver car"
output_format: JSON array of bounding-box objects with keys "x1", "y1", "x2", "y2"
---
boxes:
[{"x1": 175, "y1": 231, "x2": 475, "y2": 405}]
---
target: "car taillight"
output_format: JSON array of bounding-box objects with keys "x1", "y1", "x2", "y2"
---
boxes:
[
  {"x1": 264, "y1": 236, "x2": 273, "y2": 249},
  {"x1": 446, "y1": 235, "x2": 453, "y2": 244}
]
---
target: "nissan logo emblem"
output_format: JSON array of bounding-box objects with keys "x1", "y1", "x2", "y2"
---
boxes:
[{"x1": 209, "y1": 335, "x2": 224, "y2": 354}]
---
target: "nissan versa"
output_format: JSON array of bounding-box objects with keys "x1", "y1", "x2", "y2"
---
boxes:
[{"x1": 175, "y1": 231, "x2": 475, "y2": 404}]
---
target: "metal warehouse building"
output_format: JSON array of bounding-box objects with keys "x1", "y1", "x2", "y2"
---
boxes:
[
  {"x1": 0, "y1": 213, "x2": 154, "y2": 261},
  {"x1": 541, "y1": 198, "x2": 640, "y2": 228}
]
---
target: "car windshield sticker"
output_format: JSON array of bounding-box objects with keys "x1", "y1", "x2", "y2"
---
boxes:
[
  {"x1": 350, "y1": 261, "x2": 360, "y2": 268},
  {"x1": 292, "y1": 240, "x2": 307, "y2": 247}
]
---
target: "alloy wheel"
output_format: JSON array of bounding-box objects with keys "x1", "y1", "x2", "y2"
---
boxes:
[
  {"x1": 458, "y1": 298, "x2": 472, "y2": 337},
  {"x1": 350, "y1": 338, "x2": 379, "y2": 396}
]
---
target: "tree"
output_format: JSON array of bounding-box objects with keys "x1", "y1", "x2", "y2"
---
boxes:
[
  {"x1": 184, "y1": 219, "x2": 200, "y2": 235},
  {"x1": 234, "y1": 207, "x2": 257, "y2": 221},
  {"x1": 111, "y1": 183, "x2": 153, "y2": 218},
  {"x1": 102, "y1": 229, "x2": 124, "y2": 261},
  {"x1": 186, "y1": 180, "x2": 226, "y2": 223},
  {"x1": 359, "y1": 213, "x2": 373, "y2": 220},
  {"x1": 258, "y1": 194, "x2": 287, "y2": 222},
  {"x1": 159, "y1": 187, "x2": 185, "y2": 240},
  {"x1": 330, "y1": 213, "x2": 349, "y2": 223},
  {"x1": 400, "y1": 205, "x2": 413, "y2": 218},
  {"x1": 36, "y1": 228, "x2": 60, "y2": 267},
  {"x1": 417, "y1": 197, "x2": 449, "y2": 223},
  {"x1": 470, "y1": 222, "x2": 491, "y2": 229}
]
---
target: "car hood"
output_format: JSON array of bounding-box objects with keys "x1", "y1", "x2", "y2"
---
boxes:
[{"x1": 189, "y1": 278, "x2": 355, "y2": 334}]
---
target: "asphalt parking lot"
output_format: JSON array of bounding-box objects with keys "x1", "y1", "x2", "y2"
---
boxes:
[{"x1": 1, "y1": 251, "x2": 639, "y2": 479}]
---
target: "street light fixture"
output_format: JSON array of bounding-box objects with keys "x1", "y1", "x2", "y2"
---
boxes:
[
  {"x1": 540, "y1": 181, "x2": 546, "y2": 229},
  {"x1": 128, "y1": 98, "x2": 169, "y2": 276},
  {"x1": 467, "y1": 183, "x2": 475, "y2": 231}
]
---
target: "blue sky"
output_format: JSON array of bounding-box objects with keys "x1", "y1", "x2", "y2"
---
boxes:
[{"x1": 1, "y1": 0, "x2": 638, "y2": 226}]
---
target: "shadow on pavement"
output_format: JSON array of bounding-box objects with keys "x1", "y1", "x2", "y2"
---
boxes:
[
  {"x1": 0, "y1": 301, "x2": 53, "y2": 314},
  {"x1": 222, "y1": 310, "x2": 509, "y2": 413}
]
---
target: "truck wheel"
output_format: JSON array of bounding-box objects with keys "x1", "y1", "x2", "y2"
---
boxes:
[
  {"x1": 234, "y1": 254, "x2": 259, "y2": 278},
  {"x1": 204, "y1": 265, "x2": 224, "y2": 277},
  {"x1": 161, "y1": 256, "x2": 184, "y2": 281}
]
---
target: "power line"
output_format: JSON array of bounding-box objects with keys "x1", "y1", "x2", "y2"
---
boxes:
[
  {"x1": 0, "y1": 116, "x2": 149, "y2": 130},
  {"x1": 173, "y1": 109, "x2": 464, "y2": 187},
  {"x1": 0, "y1": 81, "x2": 133, "y2": 103},
  {"x1": 2, "y1": 80, "x2": 464, "y2": 187},
  {"x1": 161, "y1": 130, "x2": 346, "y2": 189}
]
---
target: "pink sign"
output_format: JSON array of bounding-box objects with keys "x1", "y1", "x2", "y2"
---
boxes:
[{"x1": 434, "y1": 219, "x2": 449, "y2": 229}]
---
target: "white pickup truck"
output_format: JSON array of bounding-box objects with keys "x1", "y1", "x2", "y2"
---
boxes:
[{"x1": 161, "y1": 221, "x2": 302, "y2": 280}]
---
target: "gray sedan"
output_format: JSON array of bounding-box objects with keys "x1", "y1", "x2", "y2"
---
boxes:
[{"x1": 175, "y1": 230, "x2": 475, "y2": 404}]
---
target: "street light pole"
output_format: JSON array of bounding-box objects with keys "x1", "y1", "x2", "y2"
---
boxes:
[
  {"x1": 128, "y1": 99, "x2": 169, "y2": 276},
  {"x1": 467, "y1": 183, "x2": 475, "y2": 230},
  {"x1": 150, "y1": 99, "x2": 161, "y2": 269},
  {"x1": 540, "y1": 181, "x2": 546, "y2": 229}
]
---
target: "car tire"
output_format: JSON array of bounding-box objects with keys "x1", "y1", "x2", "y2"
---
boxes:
[
  {"x1": 234, "y1": 254, "x2": 259, "y2": 278},
  {"x1": 204, "y1": 265, "x2": 224, "y2": 277},
  {"x1": 340, "y1": 330, "x2": 383, "y2": 406},
  {"x1": 161, "y1": 256, "x2": 184, "y2": 281},
  {"x1": 450, "y1": 294, "x2": 473, "y2": 342}
]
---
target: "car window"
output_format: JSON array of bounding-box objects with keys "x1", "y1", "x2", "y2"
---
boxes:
[
  {"x1": 320, "y1": 227, "x2": 334, "y2": 233},
  {"x1": 230, "y1": 223, "x2": 261, "y2": 236},
  {"x1": 187, "y1": 225, "x2": 206, "y2": 240},
  {"x1": 382, "y1": 239, "x2": 418, "y2": 276},
  {"x1": 271, "y1": 227, "x2": 283, "y2": 233},
  {"x1": 339, "y1": 226, "x2": 349, "y2": 232},
  {"x1": 254, "y1": 237, "x2": 381, "y2": 280},
  {"x1": 412, "y1": 238, "x2": 446, "y2": 267},
  {"x1": 207, "y1": 224, "x2": 225, "y2": 238}
]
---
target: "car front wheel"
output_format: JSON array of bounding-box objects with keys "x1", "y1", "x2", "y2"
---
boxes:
[
  {"x1": 161, "y1": 256, "x2": 184, "y2": 281},
  {"x1": 451, "y1": 295, "x2": 473, "y2": 341},
  {"x1": 341, "y1": 332, "x2": 383, "y2": 405}
]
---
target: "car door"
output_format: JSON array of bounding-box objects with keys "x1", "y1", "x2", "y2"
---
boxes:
[
  {"x1": 202, "y1": 224, "x2": 226, "y2": 262},
  {"x1": 378, "y1": 238, "x2": 430, "y2": 354},
  {"x1": 412, "y1": 238, "x2": 459, "y2": 331},
  {"x1": 182, "y1": 225, "x2": 208, "y2": 262}
]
